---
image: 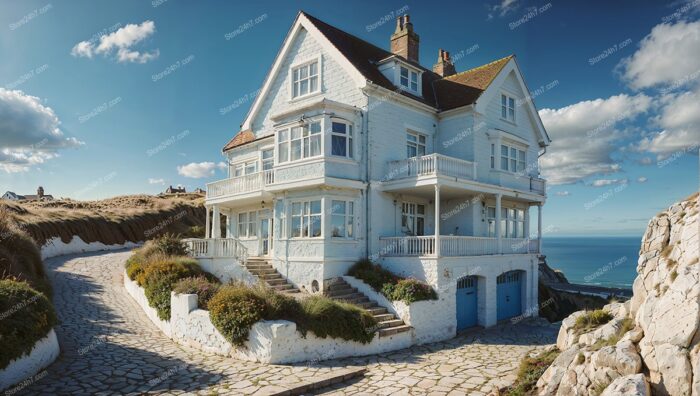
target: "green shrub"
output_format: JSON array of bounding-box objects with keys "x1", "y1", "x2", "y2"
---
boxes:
[
  {"x1": 504, "y1": 348, "x2": 560, "y2": 395},
  {"x1": 151, "y1": 233, "x2": 188, "y2": 256},
  {"x1": 0, "y1": 211, "x2": 51, "y2": 297},
  {"x1": 382, "y1": 278, "x2": 438, "y2": 304},
  {"x1": 573, "y1": 309, "x2": 613, "y2": 334},
  {"x1": 349, "y1": 259, "x2": 437, "y2": 304},
  {"x1": 125, "y1": 233, "x2": 189, "y2": 282},
  {"x1": 140, "y1": 257, "x2": 207, "y2": 320},
  {"x1": 208, "y1": 283, "x2": 377, "y2": 346},
  {"x1": 209, "y1": 285, "x2": 266, "y2": 346},
  {"x1": 0, "y1": 280, "x2": 57, "y2": 369},
  {"x1": 299, "y1": 296, "x2": 376, "y2": 344},
  {"x1": 184, "y1": 225, "x2": 205, "y2": 238},
  {"x1": 173, "y1": 276, "x2": 221, "y2": 310}
]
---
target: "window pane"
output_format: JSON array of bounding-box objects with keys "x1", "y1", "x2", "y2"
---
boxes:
[
  {"x1": 417, "y1": 145, "x2": 425, "y2": 156},
  {"x1": 238, "y1": 213, "x2": 247, "y2": 223},
  {"x1": 291, "y1": 216, "x2": 301, "y2": 237},
  {"x1": 292, "y1": 203, "x2": 302, "y2": 215},
  {"x1": 309, "y1": 122, "x2": 321, "y2": 134},
  {"x1": 310, "y1": 215, "x2": 321, "y2": 237},
  {"x1": 263, "y1": 149, "x2": 273, "y2": 159},
  {"x1": 517, "y1": 221, "x2": 525, "y2": 238},
  {"x1": 309, "y1": 61, "x2": 317, "y2": 76},
  {"x1": 300, "y1": 66, "x2": 308, "y2": 79},
  {"x1": 407, "y1": 133, "x2": 417, "y2": 143},
  {"x1": 331, "y1": 200, "x2": 345, "y2": 214},
  {"x1": 238, "y1": 224, "x2": 246, "y2": 237},
  {"x1": 310, "y1": 76, "x2": 318, "y2": 92},
  {"x1": 501, "y1": 145, "x2": 508, "y2": 156},
  {"x1": 332, "y1": 135, "x2": 346, "y2": 156},
  {"x1": 487, "y1": 207, "x2": 496, "y2": 217},
  {"x1": 411, "y1": 81, "x2": 417, "y2": 91},
  {"x1": 417, "y1": 204, "x2": 425, "y2": 215},
  {"x1": 416, "y1": 217, "x2": 424, "y2": 236},
  {"x1": 517, "y1": 160, "x2": 525, "y2": 172},
  {"x1": 502, "y1": 106, "x2": 507, "y2": 118},
  {"x1": 309, "y1": 134, "x2": 321, "y2": 156},
  {"x1": 501, "y1": 157, "x2": 508, "y2": 170},
  {"x1": 310, "y1": 200, "x2": 321, "y2": 214},
  {"x1": 407, "y1": 145, "x2": 417, "y2": 158},
  {"x1": 279, "y1": 142, "x2": 289, "y2": 162},
  {"x1": 511, "y1": 148, "x2": 517, "y2": 157},
  {"x1": 419, "y1": 135, "x2": 426, "y2": 144},
  {"x1": 519, "y1": 150, "x2": 525, "y2": 160},
  {"x1": 293, "y1": 83, "x2": 299, "y2": 98},
  {"x1": 249, "y1": 223, "x2": 256, "y2": 237},
  {"x1": 279, "y1": 129, "x2": 289, "y2": 141},
  {"x1": 401, "y1": 67, "x2": 408, "y2": 78},
  {"x1": 331, "y1": 215, "x2": 344, "y2": 237},
  {"x1": 291, "y1": 140, "x2": 301, "y2": 161},
  {"x1": 332, "y1": 122, "x2": 346, "y2": 134},
  {"x1": 249, "y1": 211, "x2": 257, "y2": 222},
  {"x1": 509, "y1": 97, "x2": 515, "y2": 109},
  {"x1": 502, "y1": 95, "x2": 507, "y2": 105},
  {"x1": 511, "y1": 159, "x2": 517, "y2": 171},
  {"x1": 300, "y1": 79, "x2": 308, "y2": 95},
  {"x1": 509, "y1": 108, "x2": 515, "y2": 120},
  {"x1": 347, "y1": 213, "x2": 353, "y2": 237},
  {"x1": 348, "y1": 201, "x2": 354, "y2": 215}
]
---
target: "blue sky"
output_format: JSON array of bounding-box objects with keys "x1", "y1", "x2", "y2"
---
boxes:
[{"x1": 0, "y1": 0, "x2": 698, "y2": 237}]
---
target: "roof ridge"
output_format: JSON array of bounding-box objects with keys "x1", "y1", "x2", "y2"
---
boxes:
[{"x1": 442, "y1": 54, "x2": 514, "y2": 81}]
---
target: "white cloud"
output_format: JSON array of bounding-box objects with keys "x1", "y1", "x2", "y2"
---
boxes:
[
  {"x1": 555, "y1": 191, "x2": 571, "y2": 196},
  {"x1": 589, "y1": 179, "x2": 628, "y2": 187},
  {"x1": 177, "y1": 162, "x2": 226, "y2": 178},
  {"x1": 0, "y1": 88, "x2": 84, "y2": 173},
  {"x1": 636, "y1": 85, "x2": 700, "y2": 157},
  {"x1": 620, "y1": 20, "x2": 700, "y2": 90},
  {"x1": 637, "y1": 177, "x2": 648, "y2": 183},
  {"x1": 538, "y1": 94, "x2": 652, "y2": 184},
  {"x1": 148, "y1": 178, "x2": 165, "y2": 185},
  {"x1": 71, "y1": 21, "x2": 159, "y2": 64}
]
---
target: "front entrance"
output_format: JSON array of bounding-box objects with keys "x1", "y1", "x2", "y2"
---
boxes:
[
  {"x1": 497, "y1": 271, "x2": 523, "y2": 321},
  {"x1": 456, "y1": 276, "x2": 478, "y2": 330},
  {"x1": 260, "y1": 217, "x2": 273, "y2": 256}
]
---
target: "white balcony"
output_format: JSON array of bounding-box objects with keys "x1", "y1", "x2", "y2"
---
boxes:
[
  {"x1": 386, "y1": 153, "x2": 477, "y2": 181},
  {"x1": 378, "y1": 235, "x2": 540, "y2": 257},
  {"x1": 183, "y1": 238, "x2": 248, "y2": 260},
  {"x1": 207, "y1": 170, "x2": 275, "y2": 199}
]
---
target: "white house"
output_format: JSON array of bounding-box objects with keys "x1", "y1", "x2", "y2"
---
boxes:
[{"x1": 187, "y1": 12, "x2": 550, "y2": 335}]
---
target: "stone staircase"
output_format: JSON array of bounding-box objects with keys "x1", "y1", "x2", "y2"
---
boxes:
[
  {"x1": 325, "y1": 278, "x2": 411, "y2": 337},
  {"x1": 244, "y1": 257, "x2": 300, "y2": 294}
]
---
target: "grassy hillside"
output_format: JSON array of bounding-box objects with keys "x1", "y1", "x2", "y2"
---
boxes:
[{"x1": 0, "y1": 194, "x2": 206, "y2": 247}]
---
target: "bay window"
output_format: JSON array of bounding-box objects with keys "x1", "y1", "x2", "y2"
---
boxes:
[
  {"x1": 331, "y1": 121, "x2": 353, "y2": 158},
  {"x1": 331, "y1": 200, "x2": 354, "y2": 238},
  {"x1": 291, "y1": 200, "x2": 322, "y2": 238},
  {"x1": 291, "y1": 60, "x2": 319, "y2": 98},
  {"x1": 277, "y1": 121, "x2": 321, "y2": 164}
]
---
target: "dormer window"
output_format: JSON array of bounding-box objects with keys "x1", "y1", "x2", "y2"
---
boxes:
[
  {"x1": 400, "y1": 66, "x2": 419, "y2": 92},
  {"x1": 291, "y1": 58, "x2": 319, "y2": 99}
]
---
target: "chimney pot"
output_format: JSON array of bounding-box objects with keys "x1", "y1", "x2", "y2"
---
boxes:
[
  {"x1": 433, "y1": 48, "x2": 456, "y2": 77},
  {"x1": 390, "y1": 14, "x2": 420, "y2": 63}
]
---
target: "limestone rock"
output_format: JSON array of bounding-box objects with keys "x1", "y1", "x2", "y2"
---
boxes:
[
  {"x1": 591, "y1": 340, "x2": 642, "y2": 376},
  {"x1": 601, "y1": 374, "x2": 650, "y2": 396}
]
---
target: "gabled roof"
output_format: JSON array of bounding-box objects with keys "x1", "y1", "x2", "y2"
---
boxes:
[{"x1": 225, "y1": 12, "x2": 547, "y2": 152}]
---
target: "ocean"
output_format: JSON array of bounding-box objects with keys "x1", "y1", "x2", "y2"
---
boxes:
[{"x1": 541, "y1": 236, "x2": 642, "y2": 289}]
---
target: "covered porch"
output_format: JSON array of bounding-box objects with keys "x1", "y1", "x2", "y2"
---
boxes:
[{"x1": 377, "y1": 183, "x2": 544, "y2": 257}]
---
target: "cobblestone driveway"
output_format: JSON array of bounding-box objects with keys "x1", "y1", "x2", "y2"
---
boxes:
[{"x1": 20, "y1": 250, "x2": 557, "y2": 395}]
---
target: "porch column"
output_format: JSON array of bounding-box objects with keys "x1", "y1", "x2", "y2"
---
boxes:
[
  {"x1": 537, "y1": 203, "x2": 543, "y2": 253},
  {"x1": 524, "y1": 206, "x2": 530, "y2": 240},
  {"x1": 434, "y1": 184, "x2": 441, "y2": 257},
  {"x1": 225, "y1": 213, "x2": 232, "y2": 238},
  {"x1": 212, "y1": 206, "x2": 221, "y2": 238},
  {"x1": 204, "y1": 206, "x2": 211, "y2": 239},
  {"x1": 495, "y1": 193, "x2": 502, "y2": 254}
]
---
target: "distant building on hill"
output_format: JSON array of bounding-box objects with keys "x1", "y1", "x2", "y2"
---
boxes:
[
  {"x1": 164, "y1": 185, "x2": 186, "y2": 194},
  {"x1": 2, "y1": 186, "x2": 54, "y2": 201},
  {"x1": 193, "y1": 188, "x2": 205, "y2": 195}
]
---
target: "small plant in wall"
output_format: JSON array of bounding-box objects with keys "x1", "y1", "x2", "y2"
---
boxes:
[{"x1": 348, "y1": 259, "x2": 437, "y2": 304}]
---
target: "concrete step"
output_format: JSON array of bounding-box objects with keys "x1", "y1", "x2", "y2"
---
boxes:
[
  {"x1": 265, "y1": 278, "x2": 287, "y2": 286},
  {"x1": 326, "y1": 287, "x2": 356, "y2": 297},
  {"x1": 271, "y1": 283, "x2": 294, "y2": 291},
  {"x1": 357, "y1": 300, "x2": 378, "y2": 309},
  {"x1": 378, "y1": 325, "x2": 412, "y2": 337},
  {"x1": 247, "y1": 268, "x2": 277, "y2": 275},
  {"x1": 330, "y1": 292, "x2": 366, "y2": 301},
  {"x1": 377, "y1": 319, "x2": 405, "y2": 329},
  {"x1": 366, "y1": 307, "x2": 387, "y2": 315},
  {"x1": 372, "y1": 313, "x2": 396, "y2": 322},
  {"x1": 327, "y1": 281, "x2": 352, "y2": 291}
]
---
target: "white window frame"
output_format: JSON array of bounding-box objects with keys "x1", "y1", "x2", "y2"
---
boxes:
[
  {"x1": 237, "y1": 211, "x2": 258, "y2": 238},
  {"x1": 276, "y1": 120, "x2": 322, "y2": 164},
  {"x1": 399, "y1": 65, "x2": 419, "y2": 93},
  {"x1": 401, "y1": 202, "x2": 425, "y2": 236},
  {"x1": 330, "y1": 199, "x2": 355, "y2": 239},
  {"x1": 501, "y1": 93, "x2": 516, "y2": 123},
  {"x1": 232, "y1": 160, "x2": 257, "y2": 177},
  {"x1": 330, "y1": 119, "x2": 354, "y2": 159},
  {"x1": 500, "y1": 143, "x2": 526, "y2": 173},
  {"x1": 406, "y1": 131, "x2": 426, "y2": 159},
  {"x1": 290, "y1": 199, "x2": 322, "y2": 239},
  {"x1": 261, "y1": 149, "x2": 274, "y2": 171},
  {"x1": 487, "y1": 206, "x2": 525, "y2": 238},
  {"x1": 290, "y1": 57, "x2": 321, "y2": 100}
]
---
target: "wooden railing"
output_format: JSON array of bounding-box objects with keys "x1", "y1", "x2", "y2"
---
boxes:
[
  {"x1": 386, "y1": 154, "x2": 476, "y2": 181},
  {"x1": 207, "y1": 170, "x2": 276, "y2": 199},
  {"x1": 183, "y1": 238, "x2": 248, "y2": 261},
  {"x1": 379, "y1": 236, "x2": 540, "y2": 257}
]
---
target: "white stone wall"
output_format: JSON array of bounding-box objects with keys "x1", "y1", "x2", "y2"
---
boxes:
[
  {"x1": 41, "y1": 236, "x2": 140, "y2": 260},
  {"x1": 196, "y1": 258, "x2": 257, "y2": 285},
  {"x1": 124, "y1": 271, "x2": 415, "y2": 363},
  {"x1": 0, "y1": 329, "x2": 59, "y2": 391}
]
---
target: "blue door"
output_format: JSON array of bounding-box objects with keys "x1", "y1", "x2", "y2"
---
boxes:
[
  {"x1": 456, "y1": 276, "x2": 478, "y2": 330},
  {"x1": 497, "y1": 271, "x2": 522, "y2": 321}
]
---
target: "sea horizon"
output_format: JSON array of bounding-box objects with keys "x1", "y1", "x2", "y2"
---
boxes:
[{"x1": 541, "y1": 236, "x2": 642, "y2": 289}]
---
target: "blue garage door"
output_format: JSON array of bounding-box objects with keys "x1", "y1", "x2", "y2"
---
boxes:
[
  {"x1": 456, "y1": 276, "x2": 478, "y2": 330},
  {"x1": 497, "y1": 271, "x2": 522, "y2": 321}
]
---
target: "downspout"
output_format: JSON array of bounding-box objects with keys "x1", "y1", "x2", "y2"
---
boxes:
[{"x1": 361, "y1": 88, "x2": 371, "y2": 260}]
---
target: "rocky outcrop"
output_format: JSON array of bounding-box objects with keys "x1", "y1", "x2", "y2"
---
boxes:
[
  {"x1": 539, "y1": 257, "x2": 570, "y2": 284},
  {"x1": 535, "y1": 193, "x2": 699, "y2": 396}
]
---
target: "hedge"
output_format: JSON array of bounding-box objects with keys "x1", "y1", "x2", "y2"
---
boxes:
[
  {"x1": 209, "y1": 284, "x2": 377, "y2": 346},
  {"x1": 349, "y1": 259, "x2": 437, "y2": 304},
  {"x1": 0, "y1": 280, "x2": 57, "y2": 369},
  {"x1": 173, "y1": 276, "x2": 221, "y2": 310},
  {"x1": 138, "y1": 256, "x2": 210, "y2": 320}
]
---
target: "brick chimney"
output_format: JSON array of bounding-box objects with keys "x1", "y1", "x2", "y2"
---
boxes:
[
  {"x1": 37, "y1": 186, "x2": 44, "y2": 198},
  {"x1": 433, "y1": 49, "x2": 456, "y2": 77},
  {"x1": 390, "y1": 15, "x2": 420, "y2": 63}
]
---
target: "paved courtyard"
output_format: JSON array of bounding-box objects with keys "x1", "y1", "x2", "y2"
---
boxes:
[{"x1": 19, "y1": 250, "x2": 557, "y2": 395}]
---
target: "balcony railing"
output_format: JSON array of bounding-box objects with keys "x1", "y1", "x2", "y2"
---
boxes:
[
  {"x1": 386, "y1": 153, "x2": 476, "y2": 181},
  {"x1": 530, "y1": 177, "x2": 546, "y2": 195},
  {"x1": 207, "y1": 170, "x2": 275, "y2": 199},
  {"x1": 183, "y1": 238, "x2": 248, "y2": 261},
  {"x1": 378, "y1": 235, "x2": 540, "y2": 257}
]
